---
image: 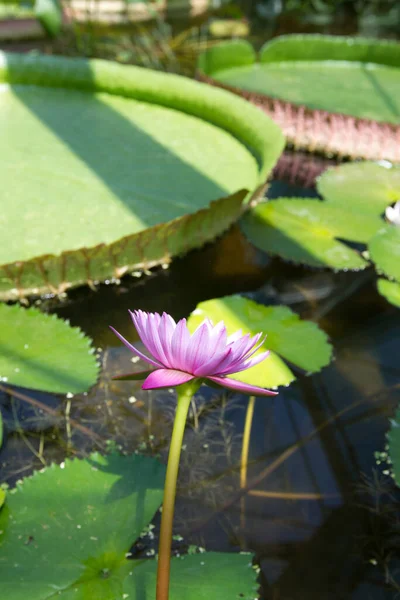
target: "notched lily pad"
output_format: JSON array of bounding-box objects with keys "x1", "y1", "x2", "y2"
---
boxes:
[
  {"x1": 377, "y1": 278, "x2": 400, "y2": 308},
  {"x1": 0, "y1": 52, "x2": 284, "y2": 301},
  {"x1": 188, "y1": 295, "x2": 332, "y2": 388},
  {"x1": 241, "y1": 198, "x2": 371, "y2": 269},
  {"x1": 0, "y1": 303, "x2": 99, "y2": 393},
  {"x1": 317, "y1": 161, "x2": 400, "y2": 213},
  {"x1": 0, "y1": 452, "x2": 259, "y2": 600}
]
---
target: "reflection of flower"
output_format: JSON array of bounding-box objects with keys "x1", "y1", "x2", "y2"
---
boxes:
[
  {"x1": 111, "y1": 310, "x2": 277, "y2": 396},
  {"x1": 386, "y1": 202, "x2": 400, "y2": 226}
]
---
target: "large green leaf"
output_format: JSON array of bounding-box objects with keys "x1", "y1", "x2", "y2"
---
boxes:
[
  {"x1": 377, "y1": 278, "x2": 400, "y2": 308},
  {"x1": 0, "y1": 453, "x2": 258, "y2": 599},
  {"x1": 0, "y1": 303, "x2": 98, "y2": 393},
  {"x1": 0, "y1": 52, "x2": 284, "y2": 300},
  {"x1": 188, "y1": 295, "x2": 332, "y2": 388},
  {"x1": 200, "y1": 35, "x2": 400, "y2": 124},
  {"x1": 387, "y1": 407, "x2": 400, "y2": 486},
  {"x1": 317, "y1": 162, "x2": 400, "y2": 213},
  {"x1": 241, "y1": 198, "x2": 372, "y2": 269},
  {"x1": 369, "y1": 225, "x2": 400, "y2": 282}
]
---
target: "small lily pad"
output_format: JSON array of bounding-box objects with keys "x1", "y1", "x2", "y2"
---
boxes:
[
  {"x1": 241, "y1": 198, "x2": 371, "y2": 269},
  {"x1": 0, "y1": 453, "x2": 259, "y2": 600},
  {"x1": 317, "y1": 162, "x2": 400, "y2": 213},
  {"x1": 377, "y1": 278, "x2": 400, "y2": 308},
  {"x1": 387, "y1": 406, "x2": 400, "y2": 486},
  {"x1": 369, "y1": 225, "x2": 400, "y2": 282},
  {"x1": 0, "y1": 303, "x2": 99, "y2": 393},
  {"x1": 188, "y1": 295, "x2": 332, "y2": 388}
]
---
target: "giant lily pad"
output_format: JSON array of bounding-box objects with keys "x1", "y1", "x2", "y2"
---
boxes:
[
  {"x1": 387, "y1": 406, "x2": 400, "y2": 486},
  {"x1": 197, "y1": 35, "x2": 400, "y2": 160},
  {"x1": 199, "y1": 35, "x2": 400, "y2": 124},
  {"x1": 0, "y1": 52, "x2": 284, "y2": 301},
  {"x1": 0, "y1": 452, "x2": 258, "y2": 599},
  {"x1": 0, "y1": 303, "x2": 98, "y2": 393},
  {"x1": 241, "y1": 198, "x2": 372, "y2": 269},
  {"x1": 188, "y1": 295, "x2": 332, "y2": 388}
]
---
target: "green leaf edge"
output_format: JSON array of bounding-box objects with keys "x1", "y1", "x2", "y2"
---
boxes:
[
  {"x1": 377, "y1": 278, "x2": 400, "y2": 308},
  {"x1": 0, "y1": 52, "x2": 285, "y2": 300},
  {"x1": 240, "y1": 197, "x2": 369, "y2": 271},
  {"x1": 0, "y1": 303, "x2": 99, "y2": 393},
  {"x1": 197, "y1": 34, "x2": 400, "y2": 75}
]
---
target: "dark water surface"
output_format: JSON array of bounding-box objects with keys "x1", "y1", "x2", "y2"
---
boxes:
[{"x1": 1, "y1": 176, "x2": 400, "y2": 598}]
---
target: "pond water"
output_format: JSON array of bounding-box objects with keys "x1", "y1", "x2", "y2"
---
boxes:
[
  {"x1": 1, "y1": 173, "x2": 399, "y2": 598},
  {"x1": 1, "y1": 3, "x2": 400, "y2": 597}
]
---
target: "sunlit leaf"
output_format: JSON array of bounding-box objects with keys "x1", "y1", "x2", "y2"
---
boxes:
[
  {"x1": 0, "y1": 52, "x2": 284, "y2": 300},
  {"x1": 0, "y1": 489, "x2": 4, "y2": 510},
  {"x1": 241, "y1": 198, "x2": 371, "y2": 269},
  {"x1": 377, "y1": 278, "x2": 400, "y2": 308},
  {"x1": 369, "y1": 225, "x2": 400, "y2": 282},
  {"x1": 188, "y1": 295, "x2": 332, "y2": 388},
  {"x1": 317, "y1": 162, "x2": 400, "y2": 213},
  {"x1": 0, "y1": 304, "x2": 98, "y2": 393},
  {"x1": 0, "y1": 453, "x2": 258, "y2": 600}
]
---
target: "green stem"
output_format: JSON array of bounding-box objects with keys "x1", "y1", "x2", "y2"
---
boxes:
[{"x1": 156, "y1": 379, "x2": 201, "y2": 600}]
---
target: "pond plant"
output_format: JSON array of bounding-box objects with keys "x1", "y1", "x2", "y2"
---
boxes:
[
  {"x1": 111, "y1": 309, "x2": 278, "y2": 600},
  {"x1": 0, "y1": 25, "x2": 399, "y2": 599},
  {"x1": 197, "y1": 34, "x2": 400, "y2": 163}
]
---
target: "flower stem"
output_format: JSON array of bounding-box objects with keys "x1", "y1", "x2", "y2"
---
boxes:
[{"x1": 156, "y1": 379, "x2": 201, "y2": 600}]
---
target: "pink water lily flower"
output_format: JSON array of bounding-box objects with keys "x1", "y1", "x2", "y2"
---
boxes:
[{"x1": 110, "y1": 310, "x2": 277, "y2": 396}]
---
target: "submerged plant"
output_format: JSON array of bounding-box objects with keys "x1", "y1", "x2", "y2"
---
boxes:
[{"x1": 111, "y1": 310, "x2": 277, "y2": 600}]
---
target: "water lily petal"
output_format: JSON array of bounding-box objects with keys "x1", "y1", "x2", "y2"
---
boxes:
[
  {"x1": 229, "y1": 350, "x2": 271, "y2": 373},
  {"x1": 185, "y1": 322, "x2": 212, "y2": 372},
  {"x1": 207, "y1": 375, "x2": 278, "y2": 396},
  {"x1": 171, "y1": 318, "x2": 191, "y2": 370},
  {"x1": 109, "y1": 326, "x2": 163, "y2": 368},
  {"x1": 146, "y1": 313, "x2": 170, "y2": 366},
  {"x1": 142, "y1": 369, "x2": 195, "y2": 389},
  {"x1": 193, "y1": 347, "x2": 232, "y2": 376},
  {"x1": 158, "y1": 312, "x2": 176, "y2": 368}
]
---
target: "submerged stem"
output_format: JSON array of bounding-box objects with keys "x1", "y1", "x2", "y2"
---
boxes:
[{"x1": 156, "y1": 379, "x2": 201, "y2": 600}]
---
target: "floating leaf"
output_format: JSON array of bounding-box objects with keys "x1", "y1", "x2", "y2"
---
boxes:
[
  {"x1": 241, "y1": 198, "x2": 372, "y2": 269},
  {"x1": 369, "y1": 225, "x2": 400, "y2": 282},
  {"x1": 387, "y1": 406, "x2": 400, "y2": 486},
  {"x1": 0, "y1": 304, "x2": 98, "y2": 393},
  {"x1": 188, "y1": 295, "x2": 332, "y2": 388},
  {"x1": 377, "y1": 278, "x2": 400, "y2": 308},
  {"x1": 0, "y1": 52, "x2": 284, "y2": 300},
  {"x1": 0, "y1": 489, "x2": 4, "y2": 510},
  {"x1": 317, "y1": 162, "x2": 400, "y2": 213},
  {"x1": 200, "y1": 35, "x2": 400, "y2": 124},
  {"x1": 0, "y1": 453, "x2": 258, "y2": 600}
]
